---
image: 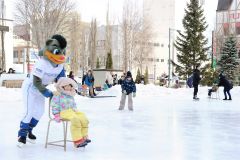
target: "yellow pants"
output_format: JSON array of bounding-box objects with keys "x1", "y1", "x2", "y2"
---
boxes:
[{"x1": 60, "y1": 109, "x2": 89, "y2": 142}]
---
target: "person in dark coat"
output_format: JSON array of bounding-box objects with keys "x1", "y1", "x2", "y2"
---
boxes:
[
  {"x1": 82, "y1": 73, "x2": 87, "y2": 85},
  {"x1": 192, "y1": 66, "x2": 201, "y2": 99},
  {"x1": 218, "y1": 73, "x2": 233, "y2": 100},
  {"x1": 119, "y1": 71, "x2": 136, "y2": 111},
  {"x1": 118, "y1": 75, "x2": 125, "y2": 85}
]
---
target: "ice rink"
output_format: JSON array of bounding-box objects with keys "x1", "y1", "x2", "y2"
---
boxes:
[{"x1": 0, "y1": 84, "x2": 240, "y2": 160}]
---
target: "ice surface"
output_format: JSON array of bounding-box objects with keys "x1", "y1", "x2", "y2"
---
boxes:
[{"x1": 0, "y1": 84, "x2": 240, "y2": 160}]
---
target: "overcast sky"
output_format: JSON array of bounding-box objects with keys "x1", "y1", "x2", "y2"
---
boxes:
[
  {"x1": 77, "y1": 0, "x2": 218, "y2": 25},
  {"x1": 8, "y1": 0, "x2": 218, "y2": 40}
]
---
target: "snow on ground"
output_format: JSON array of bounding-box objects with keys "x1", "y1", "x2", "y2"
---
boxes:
[{"x1": 1, "y1": 84, "x2": 240, "y2": 160}]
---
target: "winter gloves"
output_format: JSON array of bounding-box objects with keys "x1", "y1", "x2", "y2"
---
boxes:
[{"x1": 123, "y1": 90, "x2": 136, "y2": 97}]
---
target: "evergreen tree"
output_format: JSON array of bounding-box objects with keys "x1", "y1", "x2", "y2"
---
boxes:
[
  {"x1": 218, "y1": 37, "x2": 239, "y2": 82},
  {"x1": 106, "y1": 50, "x2": 113, "y2": 69},
  {"x1": 135, "y1": 68, "x2": 141, "y2": 84},
  {"x1": 96, "y1": 57, "x2": 100, "y2": 69},
  {"x1": 144, "y1": 66, "x2": 149, "y2": 84},
  {"x1": 175, "y1": 0, "x2": 209, "y2": 79},
  {"x1": 201, "y1": 63, "x2": 219, "y2": 86}
]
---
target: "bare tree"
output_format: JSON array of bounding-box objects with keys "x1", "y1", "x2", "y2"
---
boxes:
[
  {"x1": 15, "y1": 0, "x2": 75, "y2": 49},
  {"x1": 134, "y1": 17, "x2": 154, "y2": 74},
  {"x1": 105, "y1": 2, "x2": 112, "y2": 54},
  {"x1": 89, "y1": 18, "x2": 97, "y2": 69},
  {"x1": 121, "y1": 0, "x2": 142, "y2": 72},
  {"x1": 80, "y1": 25, "x2": 90, "y2": 75},
  {"x1": 68, "y1": 12, "x2": 82, "y2": 74}
]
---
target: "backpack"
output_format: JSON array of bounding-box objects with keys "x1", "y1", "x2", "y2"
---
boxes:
[{"x1": 187, "y1": 75, "x2": 193, "y2": 88}]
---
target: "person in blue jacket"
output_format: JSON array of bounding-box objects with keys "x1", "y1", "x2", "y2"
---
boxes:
[
  {"x1": 84, "y1": 70, "x2": 95, "y2": 98},
  {"x1": 119, "y1": 71, "x2": 136, "y2": 111}
]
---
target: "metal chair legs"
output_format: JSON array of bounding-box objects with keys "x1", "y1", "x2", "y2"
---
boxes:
[{"x1": 45, "y1": 119, "x2": 69, "y2": 151}]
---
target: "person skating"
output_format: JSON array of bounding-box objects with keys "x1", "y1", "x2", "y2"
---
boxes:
[
  {"x1": 119, "y1": 71, "x2": 136, "y2": 111},
  {"x1": 17, "y1": 35, "x2": 67, "y2": 147},
  {"x1": 192, "y1": 66, "x2": 201, "y2": 100},
  {"x1": 51, "y1": 77, "x2": 90, "y2": 148},
  {"x1": 218, "y1": 73, "x2": 233, "y2": 100},
  {"x1": 84, "y1": 70, "x2": 95, "y2": 98}
]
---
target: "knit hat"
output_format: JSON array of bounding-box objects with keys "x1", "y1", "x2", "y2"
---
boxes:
[
  {"x1": 126, "y1": 71, "x2": 132, "y2": 77},
  {"x1": 55, "y1": 77, "x2": 77, "y2": 96}
]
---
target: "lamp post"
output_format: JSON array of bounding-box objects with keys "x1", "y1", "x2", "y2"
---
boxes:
[
  {"x1": 168, "y1": 28, "x2": 171, "y2": 87},
  {"x1": 168, "y1": 28, "x2": 180, "y2": 87}
]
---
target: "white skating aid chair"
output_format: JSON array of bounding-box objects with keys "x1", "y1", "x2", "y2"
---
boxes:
[
  {"x1": 210, "y1": 87, "x2": 220, "y2": 100},
  {"x1": 45, "y1": 100, "x2": 71, "y2": 151}
]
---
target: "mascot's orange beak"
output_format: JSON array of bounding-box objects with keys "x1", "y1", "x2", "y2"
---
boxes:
[{"x1": 45, "y1": 50, "x2": 66, "y2": 64}]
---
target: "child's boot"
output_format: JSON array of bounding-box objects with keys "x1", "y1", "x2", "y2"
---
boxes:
[
  {"x1": 74, "y1": 139, "x2": 88, "y2": 148},
  {"x1": 84, "y1": 136, "x2": 91, "y2": 143}
]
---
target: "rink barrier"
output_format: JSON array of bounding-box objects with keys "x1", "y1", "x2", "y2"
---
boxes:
[{"x1": 2, "y1": 80, "x2": 23, "y2": 88}]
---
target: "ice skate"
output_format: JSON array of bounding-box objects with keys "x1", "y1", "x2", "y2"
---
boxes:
[
  {"x1": 27, "y1": 132, "x2": 36, "y2": 144},
  {"x1": 193, "y1": 96, "x2": 199, "y2": 100},
  {"x1": 74, "y1": 139, "x2": 88, "y2": 148},
  {"x1": 84, "y1": 138, "x2": 91, "y2": 143},
  {"x1": 17, "y1": 137, "x2": 26, "y2": 148}
]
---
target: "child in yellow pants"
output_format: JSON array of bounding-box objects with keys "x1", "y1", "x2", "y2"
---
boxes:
[{"x1": 50, "y1": 77, "x2": 91, "y2": 148}]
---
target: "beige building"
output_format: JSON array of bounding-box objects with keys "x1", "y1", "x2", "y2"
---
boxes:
[{"x1": 143, "y1": 0, "x2": 178, "y2": 82}]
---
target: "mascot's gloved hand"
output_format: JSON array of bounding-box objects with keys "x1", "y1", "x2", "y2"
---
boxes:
[
  {"x1": 123, "y1": 90, "x2": 127, "y2": 95},
  {"x1": 42, "y1": 90, "x2": 60, "y2": 98},
  {"x1": 133, "y1": 92, "x2": 136, "y2": 98},
  {"x1": 53, "y1": 91, "x2": 61, "y2": 96},
  {"x1": 54, "y1": 114, "x2": 61, "y2": 123},
  {"x1": 43, "y1": 89, "x2": 53, "y2": 98}
]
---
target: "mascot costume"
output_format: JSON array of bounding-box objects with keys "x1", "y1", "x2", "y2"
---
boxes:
[{"x1": 17, "y1": 34, "x2": 67, "y2": 147}]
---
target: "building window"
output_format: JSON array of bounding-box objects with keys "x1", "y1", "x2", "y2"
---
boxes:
[
  {"x1": 154, "y1": 43, "x2": 160, "y2": 47},
  {"x1": 161, "y1": 44, "x2": 164, "y2": 47},
  {"x1": 161, "y1": 59, "x2": 164, "y2": 62},
  {"x1": 156, "y1": 58, "x2": 160, "y2": 62},
  {"x1": 148, "y1": 58, "x2": 153, "y2": 62},
  {"x1": 236, "y1": 22, "x2": 240, "y2": 35},
  {"x1": 14, "y1": 51, "x2": 18, "y2": 58},
  {"x1": 223, "y1": 23, "x2": 229, "y2": 36}
]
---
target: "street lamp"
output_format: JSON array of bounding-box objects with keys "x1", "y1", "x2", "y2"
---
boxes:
[{"x1": 168, "y1": 28, "x2": 180, "y2": 87}]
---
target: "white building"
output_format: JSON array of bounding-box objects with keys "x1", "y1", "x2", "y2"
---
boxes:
[
  {"x1": 143, "y1": 0, "x2": 210, "y2": 82},
  {"x1": 96, "y1": 25, "x2": 122, "y2": 70},
  {"x1": 143, "y1": 0, "x2": 189, "y2": 82},
  {"x1": 0, "y1": 0, "x2": 13, "y2": 72}
]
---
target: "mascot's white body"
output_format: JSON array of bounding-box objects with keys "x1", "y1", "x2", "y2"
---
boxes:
[
  {"x1": 21, "y1": 58, "x2": 64, "y2": 123},
  {"x1": 17, "y1": 34, "x2": 67, "y2": 147}
]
